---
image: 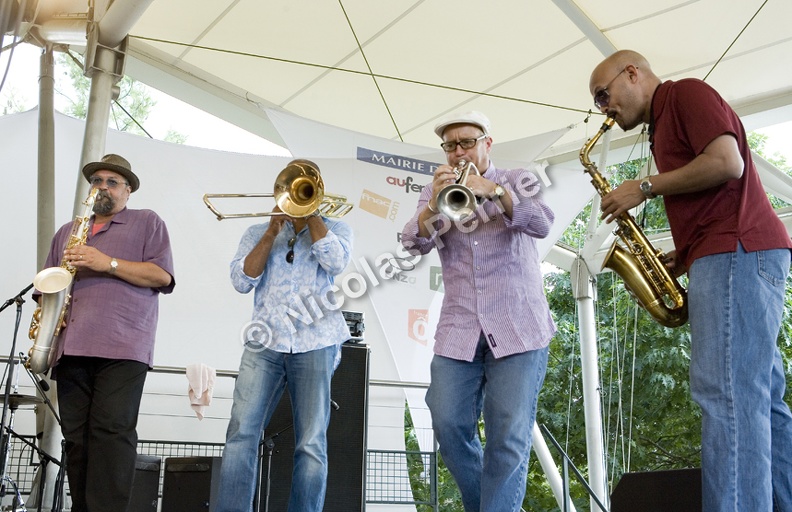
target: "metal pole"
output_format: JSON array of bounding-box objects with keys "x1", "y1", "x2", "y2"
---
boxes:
[
  {"x1": 532, "y1": 422, "x2": 577, "y2": 511},
  {"x1": 36, "y1": 42, "x2": 65, "y2": 512},
  {"x1": 37, "y1": 43, "x2": 55, "y2": 271},
  {"x1": 72, "y1": 42, "x2": 121, "y2": 215},
  {"x1": 571, "y1": 257, "x2": 610, "y2": 511}
]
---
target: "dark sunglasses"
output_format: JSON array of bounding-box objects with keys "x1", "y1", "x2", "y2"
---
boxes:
[
  {"x1": 286, "y1": 237, "x2": 296, "y2": 264},
  {"x1": 89, "y1": 176, "x2": 129, "y2": 189},
  {"x1": 593, "y1": 68, "x2": 628, "y2": 110}
]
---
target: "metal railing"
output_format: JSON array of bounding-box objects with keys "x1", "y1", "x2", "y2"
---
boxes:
[
  {"x1": 540, "y1": 424, "x2": 609, "y2": 512},
  {"x1": 0, "y1": 366, "x2": 440, "y2": 511},
  {"x1": 1, "y1": 431, "x2": 439, "y2": 510}
]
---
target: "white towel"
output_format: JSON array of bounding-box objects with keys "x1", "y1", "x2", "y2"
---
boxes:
[{"x1": 186, "y1": 363, "x2": 216, "y2": 420}]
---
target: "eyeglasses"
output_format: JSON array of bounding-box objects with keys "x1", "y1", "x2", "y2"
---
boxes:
[
  {"x1": 89, "y1": 176, "x2": 129, "y2": 189},
  {"x1": 593, "y1": 67, "x2": 629, "y2": 110},
  {"x1": 440, "y1": 134, "x2": 487, "y2": 153},
  {"x1": 286, "y1": 237, "x2": 296, "y2": 264}
]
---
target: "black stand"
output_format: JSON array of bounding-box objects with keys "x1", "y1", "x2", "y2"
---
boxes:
[
  {"x1": 0, "y1": 284, "x2": 65, "y2": 512},
  {"x1": 0, "y1": 283, "x2": 33, "y2": 508},
  {"x1": 18, "y1": 354, "x2": 64, "y2": 512},
  {"x1": 256, "y1": 398, "x2": 339, "y2": 512},
  {"x1": 257, "y1": 422, "x2": 293, "y2": 512},
  {"x1": 1, "y1": 424, "x2": 64, "y2": 512}
]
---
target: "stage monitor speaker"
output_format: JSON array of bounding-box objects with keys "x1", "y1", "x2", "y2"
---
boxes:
[
  {"x1": 128, "y1": 454, "x2": 160, "y2": 512},
  {"x1": 611, "y1": 468, "x2": 701, "y2": 512},
  {"x1": 260, "y1": 342, "x2": 370, "y2": 512},
  {"x1": 161, "y1": 456, "x2": 222, "y2": 512}
]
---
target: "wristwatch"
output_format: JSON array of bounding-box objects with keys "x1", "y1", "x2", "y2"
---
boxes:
[
  {"x1": 492, "y1": 184, "x2": 506, "y2": 199},
  {"x1": 639, "y1": 177, "x2": 656, "y2": 199},
  {"x1": 109, "y1": 258, "x2": 118, "y2": 274}
]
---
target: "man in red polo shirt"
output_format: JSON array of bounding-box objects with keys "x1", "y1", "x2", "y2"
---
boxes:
[{"x1": 590, "y1": 50, "x2": 792, "y2": 512}]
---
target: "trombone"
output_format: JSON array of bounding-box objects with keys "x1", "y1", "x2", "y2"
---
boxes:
[{"x1": 203, "y1": 161, "x2": 353, "y2": 220}]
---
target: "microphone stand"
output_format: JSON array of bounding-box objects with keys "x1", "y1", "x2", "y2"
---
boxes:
[
  {"x1": 256, "y1": 398, "x2": 340, "y2": 512},
  {"x1": 21, "y1": 354, "x2": 59, "y2": 426},
  {"x1": 20, "y1": 352, "x2": 65, "y2": 512},
  {"x1": 0, "y1": 283, "x2": 34, "y2": 503},
  {"x1": 1, "y1": 426, "x2": 62, "y2": 512},
  {"x1": 257, "y1": 422, "x2": 292, "y2": 512}
]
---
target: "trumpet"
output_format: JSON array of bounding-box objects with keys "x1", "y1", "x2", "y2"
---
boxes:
[
  {"x1": 203, "y1": 160, "x2": 353, "y2": 220},
  {"x1": 436, "y1": 160, "x2": 482, "y2": 221}
]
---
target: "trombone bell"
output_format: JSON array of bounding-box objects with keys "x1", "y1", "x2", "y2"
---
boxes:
[{"x1": 202, "y1": 161, "x2": 353, "y2": 220}]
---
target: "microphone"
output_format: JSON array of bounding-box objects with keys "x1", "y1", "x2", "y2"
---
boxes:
[
  {"x1": 1, "y1": 282, "x2": 34, "y2": 311},
  {"x1": 17, "y1": 283, "x2": 34, "y2": 297},
  {"x1": 330, "y1": 399, "x2": 340, "y2": 411},
  {"x1": 20, "y1": 353, "x2": 50, "y2": 392},
  {"x1": 34, "y1": 375, "x2": 50, "y2": 393}
]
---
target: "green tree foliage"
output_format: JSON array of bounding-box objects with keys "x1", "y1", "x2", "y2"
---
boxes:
[
  {"x1": 1, "y1": 50, "x2": 186, "y2": 143},
  {"x1": 749, "y1": 131, "x2": 790, "y2": 208},
  {"x1": 1, "y1": 88, "x2": 27, "y2": 114},
  {"x1": 405, "y1": 134, "x2": 792, "y2": 511},
  {"x1": 405, "y1": 406, "x2": 463, "y2": 511},
  {"x1": 164, "y1": 129, "x2": 188, "y2": 144},
  {"x1": 56, "y1": 52, "x2": 158, "y2": 137},
  {"x1": 536, "y1": 138, "x2": 792, "y2": 510}
]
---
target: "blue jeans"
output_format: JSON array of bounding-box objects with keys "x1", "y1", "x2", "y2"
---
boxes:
[
  {"x1": 688, "y1": 244, "x2": 792, "y2": 512},
  {"x1": 216, "y1": 344, "x2": 340, "y2": 512},
  {"x1": 426, "y1": 333, "x2": 549, "y2": 512}
]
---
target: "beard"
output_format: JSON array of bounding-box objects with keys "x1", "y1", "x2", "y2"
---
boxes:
[{"x1": 93, "y1": 192, "x2": 115, "y2": 216}]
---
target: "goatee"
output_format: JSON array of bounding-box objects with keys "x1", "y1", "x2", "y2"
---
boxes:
[{"x1": 93, "y1": 193, "x2": 114, "y2": 216}]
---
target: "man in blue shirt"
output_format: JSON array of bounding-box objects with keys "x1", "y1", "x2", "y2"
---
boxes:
[{"x1": 216, "y1": 159, "x2": 353, "y2": 512}]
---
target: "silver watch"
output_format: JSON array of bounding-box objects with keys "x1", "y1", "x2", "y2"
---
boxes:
[
  {"x1": 492, "y1": 185, "x2": 506, "y2": 199},
  {"x1": 109, "y1": 258, "x2": 118, "y2": 274},
  {"x1": 639, "y1": 178, "x2": 656, "y2": 199}
]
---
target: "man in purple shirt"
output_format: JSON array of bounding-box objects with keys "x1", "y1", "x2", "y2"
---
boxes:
[
  {"x1": 37, "y1": 154, "x2": 175, "y2": 512},
  {"x1": 401, "y1": 111, "x2": 556, "y2": 511}
]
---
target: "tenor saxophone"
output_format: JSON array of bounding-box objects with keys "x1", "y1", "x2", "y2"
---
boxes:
[
  {"x1": 580, "y1": 116, "x2": 688, "y2": 327},
  {"x1": 27, "y1": 188, "x2": 99, "y2": 373}
]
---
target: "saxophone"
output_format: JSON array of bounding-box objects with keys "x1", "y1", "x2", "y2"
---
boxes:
[
  {"x1": 27, "y1": 188, "x2": 99, "y2": 373},
  {"x1": 580, "y1": 116, "x2": 688, "y2": 327}
]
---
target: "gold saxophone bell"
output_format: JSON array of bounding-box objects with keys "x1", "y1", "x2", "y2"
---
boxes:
[
  {"x1": 203, "y1": 161, "x2": 353, "y2": 220},
  {"x1": 436, "y1": 160, "x2": 482, "y2": 221},
  {"x1": 580, "y1": 116, "x2": 688, "y2": 327}
]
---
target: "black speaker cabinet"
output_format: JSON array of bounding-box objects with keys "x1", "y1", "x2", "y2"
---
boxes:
[
  {"x1": 611, "y1": 468, "x2": 702, "y2": 512},
  {"x1": 161, "y1": 456, "x2": 222, "y2": 512},
  {"x1": 260, "y1": 342, "x2": 370, "y2": 512},
  {"x1": 128, "y1": 454, "x2": 161, "y2": 512}
]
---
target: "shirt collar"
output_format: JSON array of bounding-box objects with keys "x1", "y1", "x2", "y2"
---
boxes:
[{"x1": 481, "y1": 161, "x2": 496, "y2": 178}]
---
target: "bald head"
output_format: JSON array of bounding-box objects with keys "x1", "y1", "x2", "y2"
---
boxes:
[
  {"x1": 589, "y1": 50, "x2": 662, "y2": 130},
  {"x1": 589, "y1": 50, "x2": 655, "y2": 95}
]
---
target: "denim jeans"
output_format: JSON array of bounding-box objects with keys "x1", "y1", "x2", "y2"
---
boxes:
[
  {"x1": 426, "y1": 333, "x2": 549, "y2": 512},
  {"x1": 215, "y1": 344, "x2": 340, "y2": 512},
  {"x1": 688, "y1": 244, "x2": 792, "y2": 512}
]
